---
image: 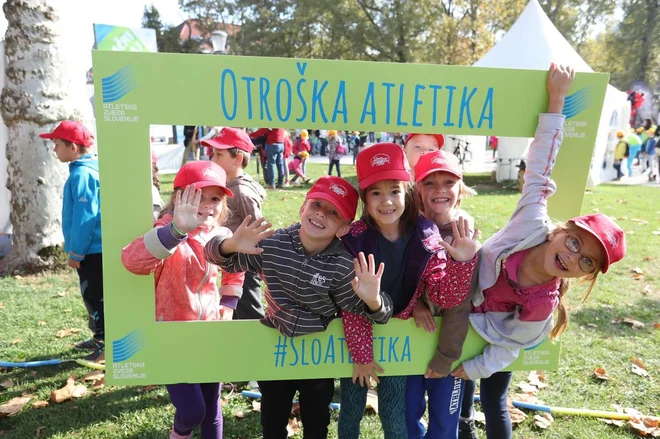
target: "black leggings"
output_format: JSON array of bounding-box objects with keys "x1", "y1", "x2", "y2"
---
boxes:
[
  {"x1": 461, "y1": 372, "x2": 513, "y2": 439},
  {"x1": 328, "y1": 160, "x2": 341, "y2": 177}
]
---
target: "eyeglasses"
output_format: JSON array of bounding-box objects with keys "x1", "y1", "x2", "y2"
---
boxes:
[{"x1": 565, "y1": 236, "x2": 596, "y2": 273}]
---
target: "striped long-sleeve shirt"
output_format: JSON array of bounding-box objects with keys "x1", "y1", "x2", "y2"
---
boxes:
[{"x1": 205, "y1": 223, "x2": 393, "y2": 364}]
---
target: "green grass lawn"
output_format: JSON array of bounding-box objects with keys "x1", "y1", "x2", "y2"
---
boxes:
[{"x1": 1, "y1": 163, "x2": 658, "y2": 438}]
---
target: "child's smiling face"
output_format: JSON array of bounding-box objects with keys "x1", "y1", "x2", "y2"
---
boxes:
[
  {"x1": 543, "y1": 229, "x2": 604, "y2": 278},
  {"x1": 299, "y1": 198, "x2": 350, "y2": 242},
  {"x1": 365, "y1": 180, "x2": 406, "y2": 230},
  {"x1": 405, "y1": 135, "x2": 440, "y2": 170},
  {"x1": 417, "y1": 171, "x2": 460, "y2": 224}
]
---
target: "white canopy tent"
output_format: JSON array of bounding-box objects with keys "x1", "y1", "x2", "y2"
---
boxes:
[{"x1": 473, "y1": 0, "x2": 630, "y2": 185}]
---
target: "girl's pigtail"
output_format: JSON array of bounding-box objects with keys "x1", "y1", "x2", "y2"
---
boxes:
[{"x1": 550, "y1": 278, "x2": 570, "y2": 340}]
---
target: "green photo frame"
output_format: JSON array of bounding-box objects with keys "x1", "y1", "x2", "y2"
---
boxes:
[{"x1": 92, "y1": 51, "x2": 608, "y2": 385}]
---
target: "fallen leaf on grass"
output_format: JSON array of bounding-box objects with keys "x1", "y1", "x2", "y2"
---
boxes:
[
  {"x1": 613, "y1": 317, "x2": 645, "y2": 329},
  {"x1": 252, "y1": 401, "x2": 261, "y2": 412},
  {"x1": 92, "y1": 377, "x2": 105, "y2": 390},
  {"x1": 63, "y1": 309, "x2": 72, "y2": 313},
  {"x1": 50, "y1": 377, "x2": 87, "y2": 403},
  {"x1": 533, "y1": 413, "x2": 554, "y2": 429},
  {"x1": 0, "y1": 379, "x2": 13, "y2": 389},
  {"x1": 628, "y1": 415, "x2": 660, "y2": 437},
  {"x1": 81, "y1": 370, "x2": 104, "y2": 382},
  {"x1": 631, "y1": 364, "x2": 649, "y2": 378},
  {"x1": 508, "y1": 407, "x2": 527, "y2": 425},
  {"x1": 593, "y1": 367, "x2": 609, "y2": 380},
  {"x1": 600, "y1": 418, "x2": 626, "y2": 427},
  {"x1": 0, "y1": 302, "x2": 4, "y2": 309},
  {"x1": 53, "y1": 291, "x2": 67, "y2": 298},
  {"x1": 366, "y1": 389, "x2": 379, "y2": 413},
  {"x1": 10, "y1": 339, "x2": 21, "y2": 345},
  {"x1": 654, "y1": 323, "x2": 660, "y2": 329},
  {"x1": 527, "y1": 371, "x2": 548, "y2": 389},
  {"x1": 512, "y1": 393, "x2": 544, "y2": 405},
  {"x1": 586, "y1": 323, "x2": 598, "y2": 328},
  {"x1": 516, "y1": 381, "x2": 539, "y2": 394},
  {"x1": 631, "y1": 219, "x2": 648, "y2": 225},
  {"x1": 632, "y1": 267, "x2": 644, "y2": 275},
  {"x1": 652, "y1": 230, "x2": 660, "y2": 236},
  {"x1": 617, "y1": 199, "x2": 628, "y2": 204},
  {"x1": 233, "y1": 410, "x2": 244, "y2": 418},
  {"x1": 35, "y1": 426, "x2": 46, "y2": 437},
  {"x1": 136, "y1": 385, "x2": 159, "y2": 393},
  {"x1": 642, "y1": 285, "x2": 653, "y2": 295},
  {"x1": 37, "y1": 321, "x2": 46, "y2": 326},
  {"x1": 287, "y1": 417, "x2": 302, "y2": 437},
  {"x1": 0, "y1": 395, "x2": 31, "y2": 417},
  {"x1": 643, "y1": 256, "x2": 653, "y2": 262},
  {"x1": 56, "y1": 328, "x2": 81, "y2": 338},
  {"x1": 31, "y1": 401, "x2": 48, "y2": 409}
]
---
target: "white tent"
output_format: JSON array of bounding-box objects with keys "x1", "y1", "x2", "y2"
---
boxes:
[{"x1": 474, "y1": 0, "x2": 630, "y2": 185}]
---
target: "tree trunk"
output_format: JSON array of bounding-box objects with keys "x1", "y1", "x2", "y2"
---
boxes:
[{"x1": 1, "y1": 0, "x2": 88, "y2": 273}]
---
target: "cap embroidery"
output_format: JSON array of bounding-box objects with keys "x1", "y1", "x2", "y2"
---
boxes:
[
  {"x1": 202, "y1": 168, "x2": 221, "y2": 180},
  {"x1": 328, "y1": 183, "x2": 347, "y2": 197},
  {"x1": 431, "y1": 156, "x2": 445, "y2": 165},
  {"x1": 604, "y1": 228, "x2": 618, "y2": 248},
  {"x1": 370, "y1": 153, "x2": 391, "y2": 167}
]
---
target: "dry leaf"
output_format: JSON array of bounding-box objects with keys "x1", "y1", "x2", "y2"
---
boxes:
[
  {"x1": 0, "y1": 395, "x2": 31, "y2": 417},
  {"x1": 613, "y1": 317, "x2": 646, "y2": 329},
  {"x1": 37, "y1": 321, "x2": 46, "y2": 326},
  {"x1": 137, "y1": 385, "x2": 159, "y2": 393},
  {"x1": 31, "y1": 401, "x2": 48, "y2": 409},
  {"x1": 654, "y1": 323, "x2": 660, "y2": 329},
  {"x1": 35, "y1": 426, "x2": 46, "y2": 437},
  {"x1": 632, "y1": 267, "x2": 644, "y2": 275},
  {"x1": 366, "y1": 389, "x2": 379, "y2": 413},
  {"x1": 628, "y1": 415, "x2": 660, "y2": 436},
  {"x1": 0, "y1": 302, "x2": 4, "y2": 309},
  {"x1": 527, "y1": 371, "x2": 548, "y2": 389},
  {"x1": 642, "y1": 285, "x2": 653, "y2": 295},
  {"x1": 287, "y1": 417, "x2": 302, "y2": 437},
  {"x1": 63, "y1": 309, "x2": 72, "y2": 313},
  {"x1": 56, "y1": 328, "x2": 81, "y2": 338},
  {"x1": 81, "y1": 370, "x2": 104, "y2": 382},
  {"x1": 652, "y1": 230, "x2": 660, "y2": 236},
  {"x1": 0, "y1": 379, "x2": 13, "y2": 389},
  {"x1": 632, "y1": 219, "x2": 648, "y2": 225},
  {"x1": 632, "y1": 364, "x2": 649, "y2": 378},
  {"x1": 291, "y1": 402, "x2": 300, "y2": 416},
  {"x1": 10, "y1": 339, "x2": 22, "y2": 345},
  {"x1": 533, "y1": 413, "x2": 554, "y2": 429},
  {"x1": 92, "y1": 378, "x2": 105, "y2": 390},
  {"x1": 593, "y1": 367, "x2": 609, "y2": 380},
  {"x1": 50, "y1": 377, "x2": 87, "y2": 403},
  {"x1": 512, "y1": 393, "x2": 544, "y2": 405},
  {"x1": 54, "y1": 291, "x2": 67, "y2": 298},
  {"x1": 474, "y1": 410, "x2": 486, "y2": 424},
  {"x1": 233, "y1": 410, "x2": 244, "y2": 419},
  {"x1": 252, "y1": 401, "x2": 261, "y2": 412},
  {"x1": 600, "y1": 418, "x2": 626, "y2": 427},
  {"x1": 508, "y1": 407, "x2": 528, "y2": 425},
  {"x1": 516, "y1": 381, "x2": 539, "y2": 393},
  {"x1": 586, "y1": 323, "x2": 598, "y2": 328},
  {"x1": 643, "y1": 256, "x2": 653, "y2": 261},
  {"x1": 631, "y1": 357, "x2": 647, "y2": 370}
]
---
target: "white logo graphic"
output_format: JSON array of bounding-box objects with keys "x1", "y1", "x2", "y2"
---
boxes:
[
  {"x1": 370, "y1": 153, "x2": 391, "y2": 167},
  {"x1": 310, "y1": 273, "x2": 327, "y2": 287},
  {"x1": 202, "y1": 168, "x2": 221, "y2": 181},
  {"x1": 329, "y1": 183, "x2": 347, "y2": 197},
  {"x1": 79, "y1": 196, "x2": 88, "y2": 203},
  {"x1": 604, "y1": 229, "x2": 618, "y2": 248},
  {"x1": 449, "y1": 377, "x2": 462, "y2": 415},
  {"x1": 431, "y1": 156, "x2": 445, "y2": 165}
]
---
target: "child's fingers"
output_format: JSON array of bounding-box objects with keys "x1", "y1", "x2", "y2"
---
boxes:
[
  {"x1": 451, "y1": 218, "x2": 460, "y2": 239},
  {"x1": 353, "y1": 258, "x2": 361, "y2": 275},
  {"x1": 463, "y1": 217, "x2": 470, "y2": 237},
  {"x1": 374, "y1": 363, "x2": 384, "y2": 374},
  {"x1": 192, "y1": 188, "x2": 202, "y2": 208},
  {"x1": 259, "y1": 229, "x2": 276, "y2": 241},
  {"x1": 358, "y1": 252, "x2": 368, "y2": 272},
  {"x1": 375, "y1": 262, "x2": 385, "y2": 278},
  {"x1": 472, "y1": 228, "x2": 480, "y2": 241},
  {"x1": 367, "y1": 254, "x2": 376, "y2": 275},
  {"x1": 174, "y1": 189, "x2": 182, "y2": 207},
  {"x1": 351, "y1": 277, "x2": 359, "y2": 292}
]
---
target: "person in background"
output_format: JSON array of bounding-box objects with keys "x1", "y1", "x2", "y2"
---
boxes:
[{"x1": 613, "y1": 131, "x2": 629, "y2": 181}]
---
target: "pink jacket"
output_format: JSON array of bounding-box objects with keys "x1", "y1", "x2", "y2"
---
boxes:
[
  {"x1": 121, "y1": 214, "x2": 244, "y2": 322},
  {"x1": 288, "y1": 157, "x2": 304, "y2": 176}
]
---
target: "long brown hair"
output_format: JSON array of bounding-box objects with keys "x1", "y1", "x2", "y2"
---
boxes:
[
  {"x1": 158, "y1": 188, "x2": 229, "y2": 227},
  {"x1": 549, "y1": 222, "x2": 602, "y2": 339},
  {"x1": 358, "y1": 179, "x2": 419, "y2": 236}
]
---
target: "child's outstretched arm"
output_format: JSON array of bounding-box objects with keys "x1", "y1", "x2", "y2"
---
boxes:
[{"x1": 204, "y1": 215, "x2": 275, "y2": 275}]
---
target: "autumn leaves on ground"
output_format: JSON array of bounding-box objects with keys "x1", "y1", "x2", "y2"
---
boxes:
[{"x1": 0, "y1": 166, "x2": 659, "y2": 438}]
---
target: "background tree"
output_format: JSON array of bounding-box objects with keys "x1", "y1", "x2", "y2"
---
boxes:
[
  {"x1": 142, "y1": 5, "x2": 202, "y2": 53},
  {"x1": 1, "y1": 0, "x2": 90, "y2": 272}
]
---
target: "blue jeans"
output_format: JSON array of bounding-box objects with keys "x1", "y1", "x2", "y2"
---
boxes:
[
  {"x1": 406, "y1": 375, "x2": 463, "y2": 439},
  {"x1": 461, "y1": 372, "x2": 512, "y2": 439},
  {"x1": 328, "y1": 159, "x2": 341, "y2": 177},
  {"x1": 266, "y1": 143, "x2": 284, "y2": 186},
  {"x1": 339, "y1": 376, "x2": 407, "y2": 439}
]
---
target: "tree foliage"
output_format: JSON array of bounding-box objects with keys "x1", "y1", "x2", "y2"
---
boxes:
[{"x1": 142, "y1": 5, "x2": 202, "y2": 53}]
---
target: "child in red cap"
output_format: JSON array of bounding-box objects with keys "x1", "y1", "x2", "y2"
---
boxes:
[
  {"x1": 202, "y1": 127, "x2": 267, "y2": 321},
  {"x1": 338, "y1": 143, "x2": 479, "y2": 439},
  {"x1": 121, "y1": 161, "x2": 245, "y2": 439},
  {"x1": 404, "y1": 149, "x2": 479, "y2": 439},
  {"x1": 404, "y1": 133, "x2": 445, "y2": 170},
  {"x1": 40, "y1": 121, "x2": 105, "y2": 359},
  {"x1": 452, "y1": 64, "x2": 627, "y2": 439},
  {"x1": 205, "y1": 176, "x2": 393, "y2": 439}
]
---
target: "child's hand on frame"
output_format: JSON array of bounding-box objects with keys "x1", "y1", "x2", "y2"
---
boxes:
[
  {"x1": 352, "y1": 361, "x2": 384, "y2": 388},
  {"x1": 450, "y1": 364, "x2": 470, "y2": 380},
  {"x1": 221, "y1": 215, "x2": 274, "y2": 255},
  {"x1": 413, "y1": 301, "x2": 437, "y2": 333},
  {"x1": 439, "y1": 217, "x2": 480, "y2": 262},
  {"x1": 424, "y1": 368, "x2": 448, "y2": 379},
  {"x1": 547, "y1": 63, "x2": 575, "y2": 113},
  {"x1": 351, "y1": 253, "x2": 385, "y2": 312},
  {"x1": 218, "y1": 306, "x2": 233, "y2": 321},
  {"x1": 173, "y1": 185, "x2": 204, "y2": 234}
]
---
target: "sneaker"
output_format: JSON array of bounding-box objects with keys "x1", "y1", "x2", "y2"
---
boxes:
[
  {"x1": 266, "y1": 185, "x2": 276, "y2": 190},
  {"x1": 459, "y1": 419, "x2": 479, "y2": 439},
  {"x1": 170, "y1": 428, "x2": 192, "y2": 439},
  {"x1": 84, "y1": 349, "x2": 104, "y2": 362},
  {"x1": 75, "y1": 338, "x2": 104, "y2": 351}
]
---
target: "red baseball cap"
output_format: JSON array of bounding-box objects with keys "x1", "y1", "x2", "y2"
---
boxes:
[
  {"x1": 306, "y1": 176, "x2": 358, "y2": 221},
  {"x1": 173, "y1": 161, "x2": 233, "y2": 197},
  {"x1": 569, "y1": 213, "x2": 626, "y2": 274},
  {"x1": 356, "y1": 143, "x2": 411, "y2": 189},
  {"x1": 201, "y1": 127, "x2": 254, "y2": 153},
  {"x1": 404, "y1": 133, "x2": 445, "y2": 149},
  {"x1": 414, "y1": 150, "x2": 462, "y2": 182},
  {"x1": 39, "y1": 121, "x2": 94, "y2": 147}
]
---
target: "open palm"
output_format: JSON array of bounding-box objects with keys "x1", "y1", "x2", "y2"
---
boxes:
[
  {"x1": 440, "y1": 216, "x2": 480, "y2": 262},
  {"x1": 173, "y1": 185, "x2": 203, "y2": 234}
]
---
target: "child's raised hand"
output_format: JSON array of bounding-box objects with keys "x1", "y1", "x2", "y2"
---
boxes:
[
  {"x1": 173, "y1": 185, "x2": 204, "y2": 234},
  {"x1": 547, "y1": 63, "x2": 575, "y2": 113},
  {"x1": 352, "y1": 361, "x2": 384, "y2": 388},
  {"x1": 439, "y1": 217, "x2": 479, "y2": 262},
  {"x1": 413, "y1": 301, "x2": 437, "y2": 333},
  {"x1": 218, "y1": 305, "x2": 234, "y2": 321},
  {"x1": 221, "y1": 215, "x2": 274, "y2": 255},
  {"x1": 351, "y1": 253, "x2": 385, "y2": 312}
]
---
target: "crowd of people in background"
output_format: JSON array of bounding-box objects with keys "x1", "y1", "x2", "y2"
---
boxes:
[{"x1": 613, "y1": 118, "x2": 660, "y2": 181}]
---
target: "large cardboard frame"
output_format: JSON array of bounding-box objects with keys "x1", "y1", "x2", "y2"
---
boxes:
[{"x1": 92, "y1": 51, "x2": 608, "y2": 385}]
